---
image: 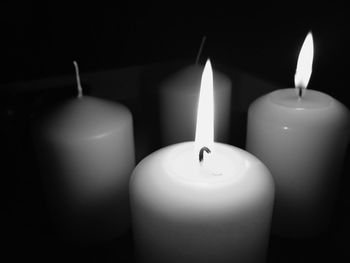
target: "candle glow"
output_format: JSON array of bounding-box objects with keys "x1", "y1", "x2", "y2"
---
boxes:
[
  {"x1": 131, "y1": 59, "x2": 274, "y2": 262},
  {"x1": 159, "y1": 61, "x2": 231, "y2": 146},
  {"x1": 247, "y1": 31, "x2": 350, "y2": 237},
  {"x1": 294, "y1": 32, "x2": 314, "y2": 97}
]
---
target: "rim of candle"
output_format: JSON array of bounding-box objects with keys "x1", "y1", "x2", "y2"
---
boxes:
[
  {"x1": 269, "y1": 88, "x2": 332, "y2": 109},
  {"x1": 73, "y1": 60, "x2": 83, "y2": 99}
]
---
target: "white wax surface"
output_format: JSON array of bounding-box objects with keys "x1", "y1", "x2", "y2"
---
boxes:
[
  {"x1": 246, "y1": 88, "x2": 350, "y2": 237},
  {"x1": 36, "y1": 96, "x2": 135, "y2": 243},
  {"x1": 130, "y1": 142, "x2": 274, "y2": 263},
  {"x1": 159, "y1": 65, "x2": 231, "y2": 145}
]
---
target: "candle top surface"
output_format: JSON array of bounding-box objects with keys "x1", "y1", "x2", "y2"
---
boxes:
[
  {"x1": 269, "y1": 88, "x2": 332, "y2": 109},
  {"x1": 43, "y1": 96, "x2": 132, "y2": 141},
  {"x1": 131, "y1": 142, "x2": 274, "y2": 210},
  {"x1": 168, "y1": 143, "x2": 246, "y2": 184},
  {"x1": 250, "y1": 88, "x2": 350, "y2": 129},
  {"x1": 134, "y1": 142, "x2": 272, "y2": 187}
]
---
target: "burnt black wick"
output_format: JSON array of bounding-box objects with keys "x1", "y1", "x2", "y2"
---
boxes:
[
  {"x1": 297, "y1": 85, "x2": 303, "y2": 99},
  {"x1": 199, "y1": 146, "x2": 211, "y2": 163}
]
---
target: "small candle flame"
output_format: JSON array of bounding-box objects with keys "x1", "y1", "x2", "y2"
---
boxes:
[
  {"x1": 195, "y1": 59, "x2": 214, "y2": 153},
  {"x1": 294, "y1": 32, "x2": 314, "y2": 97}
]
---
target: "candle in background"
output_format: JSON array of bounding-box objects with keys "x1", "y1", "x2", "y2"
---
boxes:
[
  {"x1": 34, "y1": 62, "x2": 135, "y2": 244},
  {"x1": 246, "y1": 32, "x2": 350, "y2": 237},
  {"x1": 130, "y1": 60, "x2": 274, "y2": 263},
  {"x1": 159, "y1": 61, "x2": 231, "y2": 146}
]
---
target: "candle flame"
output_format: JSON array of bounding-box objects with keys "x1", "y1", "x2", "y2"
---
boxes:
[
  {"x1": 294, "y1": 32, "x2": 314, "y2": 96},
  {"x1": 195, "y1": 59, "x2": 214, "y2": 153}
]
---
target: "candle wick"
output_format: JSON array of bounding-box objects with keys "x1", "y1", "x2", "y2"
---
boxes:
[
  {"x1": 297, "y1": 85, "x2": 303, "y2": 100},
  {"x1": 195, "y1": 36, "x2": 207, "y2": 65},
  {"x1": 199, "y1": 146, "x2": 211, "y2": 163},
  {"x1": 73, "y1": 61, "x2": 83, "y2": 98}
]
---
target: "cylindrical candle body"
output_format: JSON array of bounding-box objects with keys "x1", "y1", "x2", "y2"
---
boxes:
[
  {"x1": 246, "y1": 89, "x2": 350, "y2": 237},
  {"x1": 130, "y1": 142, "x2": 274, "y2": 263},
  {"x1": 159, "y1": 65, "x2": 231, "y2": 146},
  {"x1": 35, "y1": 96, "x2": 135, "y2": 243}
]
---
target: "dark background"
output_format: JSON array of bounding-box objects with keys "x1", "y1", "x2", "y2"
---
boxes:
[
  {"x1": 0, "y1": 2, "x2": 347, "y2": 98},
  {"x1": 1, "y1": 2, "x2": 349, "y2": 262}
]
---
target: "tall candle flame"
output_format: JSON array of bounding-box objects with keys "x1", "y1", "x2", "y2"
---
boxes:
[
  {"x1": 195, "y1": 59, "x2": 214, "y2": 153},
  {"x1": 294, "y1": 32, "x2": 314, "y2": 98}
]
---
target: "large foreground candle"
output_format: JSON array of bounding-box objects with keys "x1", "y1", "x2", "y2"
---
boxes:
[
  {"x1": 130, "y1": 60, "x2": 274, "y2": 263},
  {"x1": 159, "y1": 63, "x2": 231, "y2": 146},
  {"x1": 246, "y1": 32, "x2": 350, "y2": 237},
  {"x1": 34, "y1": 62, "x2": 135, "y2": 243}
]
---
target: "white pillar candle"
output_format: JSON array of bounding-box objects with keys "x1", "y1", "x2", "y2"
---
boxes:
[
  {"x1": 246, "y1": 32, "x2": 350, "y2": 237},
  {"x1": 35, "y1": 62, "x2": 135, "y2": 243},
  {"x1": 159, "y1": 64, "x2": 231, "y2": 146},
  {"x1": 131, "y1": 60, "x2": 274, "y2": 263}
]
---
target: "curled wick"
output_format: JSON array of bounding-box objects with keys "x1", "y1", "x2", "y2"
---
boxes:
[
  {"x1": 199, "y1": 146, "x2": 211, "y2": 163},
  {"x1": 73, "y1": 61, "x2": 83, "y2": 98}
]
